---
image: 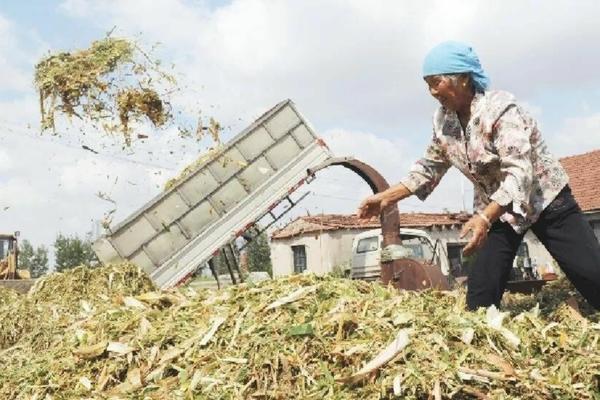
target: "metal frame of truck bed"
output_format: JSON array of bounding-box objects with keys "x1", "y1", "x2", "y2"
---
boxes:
[{"x1": 93, "y1": 100, "x2": 332, "y2": 288}]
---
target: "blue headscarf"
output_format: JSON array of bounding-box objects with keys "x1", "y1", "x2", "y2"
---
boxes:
[{"x1": 422, "y1": 41, "x2": 489, "y2": 93}]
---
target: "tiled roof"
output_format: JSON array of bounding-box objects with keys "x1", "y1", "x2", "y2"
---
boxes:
[
  {"x1": 560, "y1": 149, "x2": 600, "y2": 212},
  {"x1": 271, "y1": 212, "x2": 470, "y2": 240}
]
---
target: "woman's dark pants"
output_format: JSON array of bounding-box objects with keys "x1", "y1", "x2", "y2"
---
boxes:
[{"x1": 467, "y1": 186, "x2": 600, "y2": 310}]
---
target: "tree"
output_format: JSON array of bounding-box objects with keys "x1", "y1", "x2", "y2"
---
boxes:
[
  {"x1": 246, "y1": 230, "x2": 272, "y2": 277},
  {"x1": 32, "y1": 245, "x2": 49, "y2": 278},
  {"x1": 18, "y1": 240, "x2": 34, "y2": 271},
  {"x1": 18, "y1": 239, "x2": 49, "y2": 278},
  {"x1": 54, "y1": 233, "x2": 99, "y2": 272}
]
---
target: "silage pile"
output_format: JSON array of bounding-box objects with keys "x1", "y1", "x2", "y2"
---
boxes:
[
  {"x1": 0, "y1": 267, "x2": 598, "y2": 400},
  {"x1": 0, "y1": 263, "x2": 154, "y2": 351},
  {"x1": 28, "y1": 263, "x2": 155, "y2": 305}
]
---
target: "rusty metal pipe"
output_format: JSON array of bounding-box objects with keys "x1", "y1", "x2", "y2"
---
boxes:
[
  {"x1": 307, "y1": 156, "x2": 450, "y2": 291},
  {"x1": 307, "y1": 157, "x2": 401, "y2": 247}
]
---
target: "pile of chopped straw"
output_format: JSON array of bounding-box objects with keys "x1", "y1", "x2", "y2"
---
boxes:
[
  {"x1": 0, "y1": 266, "x2": 597, "y2": 399},
  {"x1": 0, "y1": 263, "x2": 154, "y2": 351}
]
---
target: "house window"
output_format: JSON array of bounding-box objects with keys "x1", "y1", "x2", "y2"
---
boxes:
[
  {"x1": 590, "y1": 220, "x2": 600, "y2": 242},
  {"x1": 447, "y1": 243, "x2": 469, "y2": 277},
  {"x1": 292, "y1": 245, "x2": 307, "y2": 273}
]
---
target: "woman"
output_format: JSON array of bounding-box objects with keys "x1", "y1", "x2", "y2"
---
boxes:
[{"x1": 357, "y1": 41, "x2": 600, "y2": 311}]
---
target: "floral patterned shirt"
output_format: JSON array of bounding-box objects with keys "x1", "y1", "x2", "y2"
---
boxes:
[{"x1": 400, "y1": 90, "x2": 568, "y2": 234}]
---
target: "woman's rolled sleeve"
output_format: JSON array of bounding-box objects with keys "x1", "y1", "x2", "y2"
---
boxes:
[
  {"x1": 489, "y1": 106, "x2": 534, "y2": 217},
  {"x1": 400, "y1": 137, "x2": 450, "y2": 201}
]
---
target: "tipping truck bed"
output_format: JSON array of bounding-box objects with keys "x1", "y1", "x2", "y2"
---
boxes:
[{"x1": 93, "y1": 100, "x2": 332, "y2": 289}]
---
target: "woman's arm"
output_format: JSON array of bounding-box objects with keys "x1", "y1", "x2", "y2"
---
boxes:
[{"x1": 357, "y1": 135, "x2": 450, "y2": 219}]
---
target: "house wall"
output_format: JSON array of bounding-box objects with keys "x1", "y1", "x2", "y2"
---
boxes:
[
  {"x1": 523, "y1": 231, "x2": 555, "y2": 273},
  {"x1": 425, "y1": 227, "x2": 462, "y2": 253},
  {"x1": 270, "y1": 229, "x2": 362, "y2": 277}
]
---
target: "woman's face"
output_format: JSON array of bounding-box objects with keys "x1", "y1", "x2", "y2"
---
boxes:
[{"x1": 424, "y1": 74, "x2": 472, "y2": 112}]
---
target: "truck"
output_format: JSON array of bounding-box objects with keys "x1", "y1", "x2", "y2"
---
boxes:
[
  {"x1": 93, "y1": 100, "x2": 333, "y2": 289},
  {"x1": 351, "y1": 227, "x2": 549, "y2": 293},
  {"x1": 351, "y1": 228, "x2": 450, "y2": 281}
]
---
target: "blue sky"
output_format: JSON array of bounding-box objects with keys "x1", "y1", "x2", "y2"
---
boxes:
[
  {"x1": 3, "y1": 1, "x2": 90, "y2": 44},
  {"x1": 0, "y1": 0, "x2": 599, "y2": 255}
]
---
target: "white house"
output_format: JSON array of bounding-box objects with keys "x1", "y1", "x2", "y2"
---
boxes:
[
  {"x1": 269, "y1": 212, "x2": 469, "y2": 277},
  {"x1": 269, "y1": 210, "x2": 561, "y2": 279}
]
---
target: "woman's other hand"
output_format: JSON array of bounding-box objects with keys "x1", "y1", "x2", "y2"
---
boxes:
[{"x1": 460, "y1": 214, "x2": 490, "y2": 256}]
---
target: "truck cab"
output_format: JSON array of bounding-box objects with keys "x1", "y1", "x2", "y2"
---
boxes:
[{"x1": 351, "y1": 228, "x2": 449, "y2": 281}]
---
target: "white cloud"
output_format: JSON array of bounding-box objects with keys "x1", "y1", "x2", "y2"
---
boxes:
[
  {"x1": 0, "y1": 14, "x2": 36, "y2": 92},
  {"x1": 0, "y1": 96, "x2": 42, "y2": 128},
  {"x1": 302, "y1": 128, "x2": 410, "y2": 215},
  {"x1": 54, "y1": 0, "x2": 600, "y2": 135},
  {"x1": 0, "y1": 0, "x2": 599, "y2": 255},
  {"x1": 549, "y1": 113, "x2": 600, "y2": 156},
  {"x1": 323, "y1": 128, "x2": 411, "y2": 177},
  {"x1": 0, "y1": 129, "x2": 159, "y2": 245},
  {"x1": 0, "y1": 148, "x2": 14, "y2": 173}
]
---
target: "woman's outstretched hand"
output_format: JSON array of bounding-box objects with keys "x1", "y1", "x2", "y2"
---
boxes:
[
  {"x1": 460, "y1": 214, "x2": 490, "y2": 256},
  {"x1": 357, "y1": 193, "x2": 393, "y2": 219},
  {"x1": 357, "y1": 184, "x2": 412, "y2": 220}
]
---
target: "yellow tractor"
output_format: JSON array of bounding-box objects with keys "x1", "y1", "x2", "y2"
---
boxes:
[{"x1": 0, "y1": 232, "x2": 36, "y2": 293}]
